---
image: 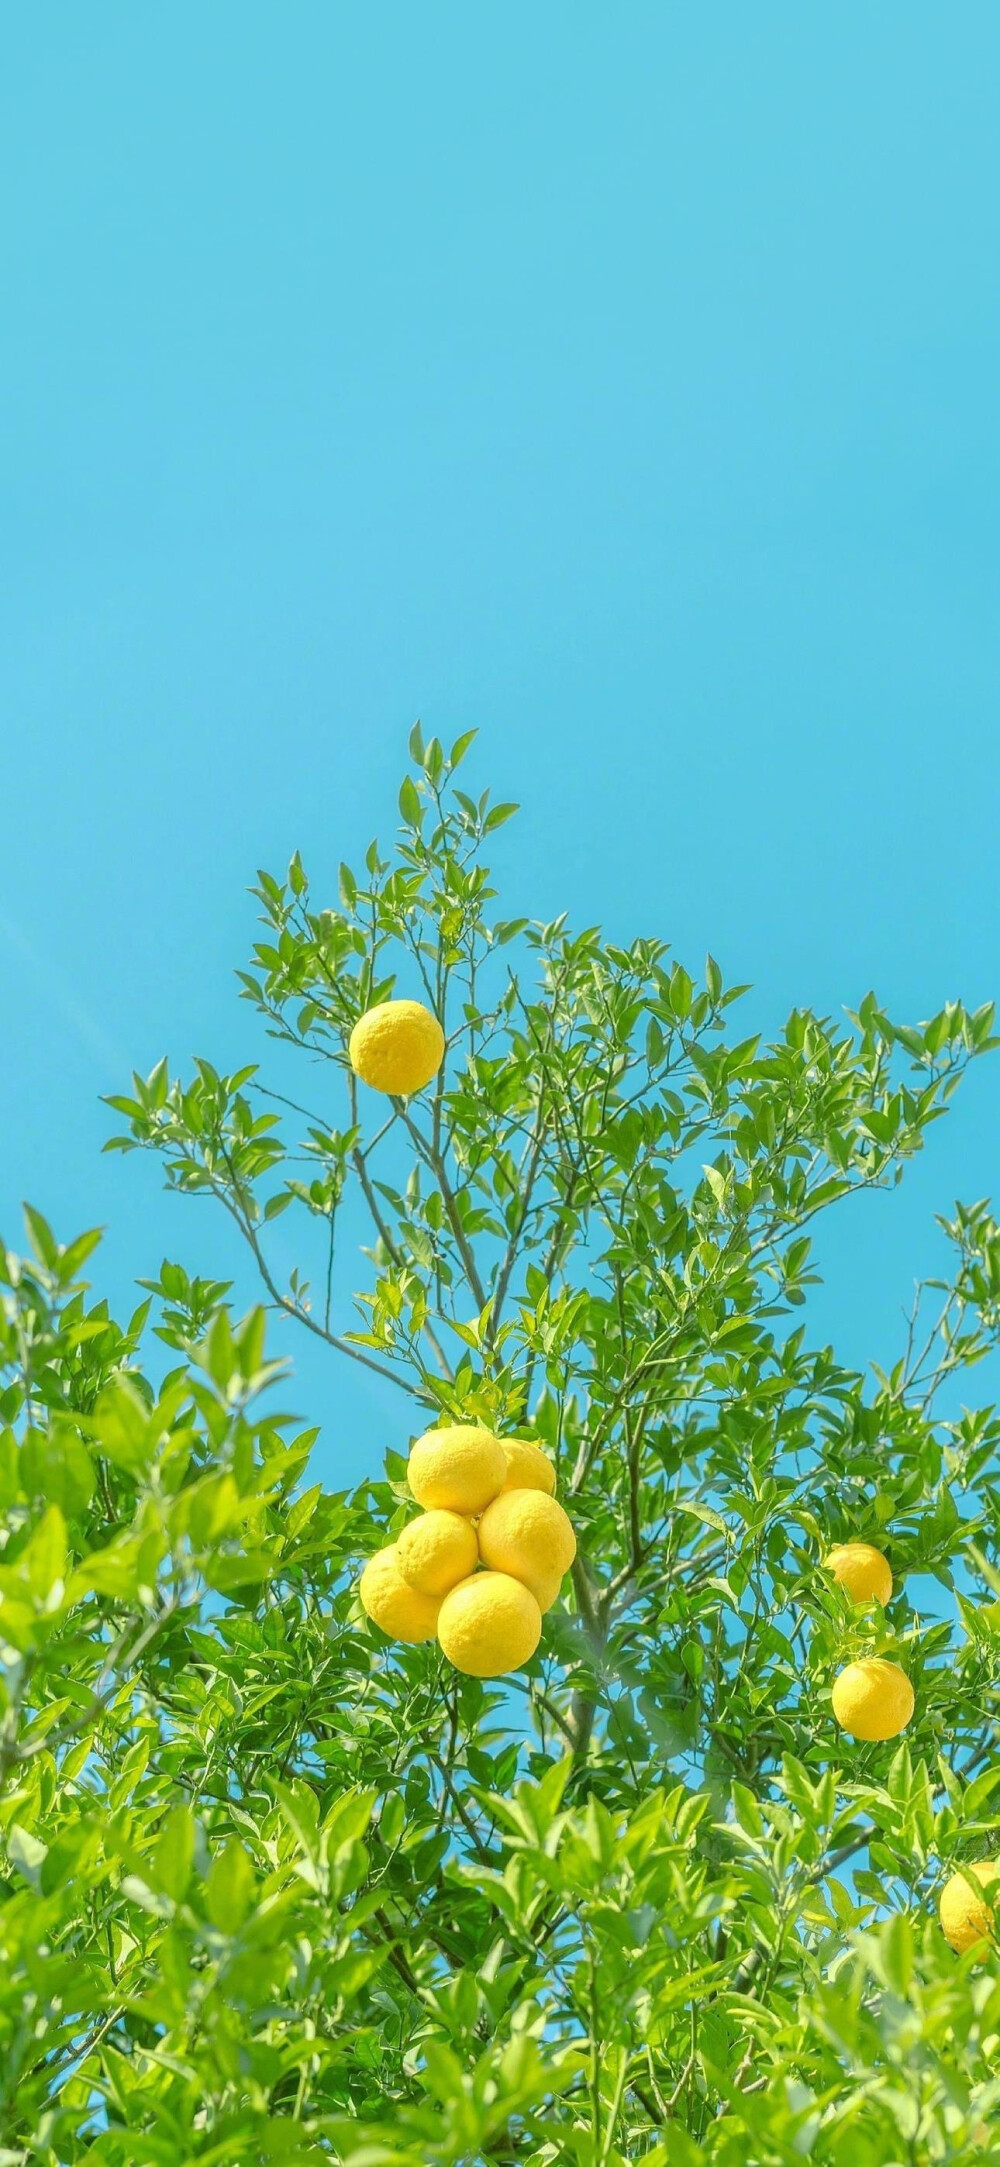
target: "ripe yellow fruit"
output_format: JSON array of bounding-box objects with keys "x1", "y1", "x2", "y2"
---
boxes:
[
  {"x1": 825, "y1": 1542, "x2": 893, "y2": 1606},
  {"x1": 831, "y1": 1658, "x2": 914, "y2": 1741},
  {"x1": 939, "y1": 1861, "x2": 1000, "y2": 1954},
  {"x1": 396, "y1": 1509, "x2": 478, "y2": 1597},
  {"x1": 437, "y1": 1571, "x2": 542, "y2": 1677},
  {"x1": 407, "y1": 1425, "x2": 506, "y2": 1516},
  {"x1": 477, "y1": 1489, "x2": 576, "y2": 1585},
  {"x1": 522, "y1": 1565, "x2": 565, "y2": 1613},
  {"x1": 499, "y1": 1438, "x2": 556, "y2": 1496},
  {"x1": 348, "y1": 1000, "x2": 445, "y2": 1096},
  {"x1": 359, "y1": 1543, "x2": 441, "y2": 1642}
]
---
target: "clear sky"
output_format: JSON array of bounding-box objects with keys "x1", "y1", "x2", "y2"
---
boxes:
[{"x1": 3, "y1": 5, "x2": 999, "y2": 1484}]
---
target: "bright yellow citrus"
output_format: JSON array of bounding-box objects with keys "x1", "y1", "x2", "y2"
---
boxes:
[
  {"x1": 522, "y1": 1565, "x2": 565, "y2": 1613},
  {"x1": 359, "y1": 1543, "x2": 441, "y2": 1642},
  {"x1": 437, "y1": 1571, "x2": 542, "y2": 1677},
  {"x1": 939, "y1": 1861, "x2": 1000, "y2": 1954},
  {"x1": 824, "y1": 1542, "x2": 893, "y2": 1606},
  {"x1": 407, "y1": 1425, "x2": 506, "y2": 1516},
  {"x1": 348, "y1": 1000, "x2": 445, "y2": 1096},
  {"x1": 831, "y1": 1658, "x2": 914, "y2": 1741},
  {"x1": 396, "y1": 1508, "x2": 478, "y2": 1597},
  {"x1": 477, "y1": 1489, "x2": 576, "y2": 1586},
  {"x1": 499, "y1": 1438, "x2": 556, "y2": 1496}
]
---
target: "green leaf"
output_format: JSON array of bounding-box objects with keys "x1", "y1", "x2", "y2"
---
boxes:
[
  {"x1": 20, "y1": 1429, "x2": 96, "y2": 1515},
  {"x1": 153, "y1": 1804, "x2": 195, "y2": 1902},
  {"x1": 56, "y1": 1226, "x2": 104, "y2": 1283},
  {"x1": 449, "y1": 727, "x2": 477, "y2": 770},
  {"x1": 22, "y1": 1204, "x2": 59, "y2": 1269},
  {"x1": 24, "y1": 1503, "x2": 67, "y2": 1599},
  {"x1": 483, "y1": 800, "x2": 518, "y2": 832},
  {"x1": 272, "y1": 1778, "x2": 320, "y2": 1864},
  {"x1": 0, "y1": 1430, "x2": 19, "y2": 1509},
  {"x1": 7, "y1": 1825, "x2": 48, "y2": 1887},
  {"x1": 205, "y1": 1839, "x2": 256, "y2": 1933},
  {"x1": 322, "y1": 1789, "x2": 376, "y2": 1849},
  {"x1": 879, "y1": 1912, "x2": 914, "y2": 1996},
  {"x1": 398, "y1": 774, "x2": 422, "y2": 827}
]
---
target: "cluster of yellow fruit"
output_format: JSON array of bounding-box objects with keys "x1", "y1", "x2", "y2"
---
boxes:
[
  {"x1": 825, "y1": 1541, "x2": 999, "y2": 1956},
  {"x1": 359, "y1": 1424, "x2": 577, "y2": 1678}
]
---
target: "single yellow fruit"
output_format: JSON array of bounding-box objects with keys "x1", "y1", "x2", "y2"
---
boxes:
[
  {"x1": 499, "y1": 1438, "x2": 556, "y2": 1496},
  {"x1": 825, "y1": 1542, "x2": 893, "y2": 1606},
  {"x1": 407, "y1": 1425, "x2": 506, "y2": 1516},
  {"x1": 831, "y1": 1658, "x2": 914, "y2": 1741},
  {"x1": 396, "y1": 1508, "x2": 478, "y2": 1597},
  {"x1": 478, "y1": 1489, "x2": 576, "y2": 1587},
  {"x1": 348, "y1": 1000, "x2": 445, "y2": 1096},
  {"x1": 437, "y1": 1571, "x2": 542, "y2": 1677},
  {"x1": 939, "y1": 1861, "x2": 1000, "y2": 1954},
  {"x1": 359, "y1": 1543, "x2": 441, "y2": 1642},
  {"x1": 522, "y1": 1565, "x2": 564, "y2": 1613}
]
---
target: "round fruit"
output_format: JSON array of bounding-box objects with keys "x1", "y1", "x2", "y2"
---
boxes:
[
  {"x1": 831, "y1": 1658, "x2": 914, "y2": 1741},
  {"x1": 437, "y1": 1572, "x2": 542, "y2": 1677},
  {"x1": 359, "y1": 1544, "x2": 441, "y2": 1642},
  {"x1": 396, "y1": 1509, "x2": 478, "y2": 1597},
  {"x1": 939, "y1": 1861, "x2": 1000, "y2": 1954},
  {"x1": 499, "y1": 1438, "x2": 556, "y2": 1496},
  {"x1": 348, "y1": 1000, "x2": 445, "y2": 1096},
  {"x1": 477, "y1": 1489, "x2": 576, "y2": 1586},
  {"x1": 407, "y1": 1425, "x2": 506, "y2": 1516},
  {"x1": 825, "y1": 1542, "x2": 893, "y2": 1606}
]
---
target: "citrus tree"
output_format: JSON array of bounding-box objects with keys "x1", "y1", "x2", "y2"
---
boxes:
[{"x1": 4, "y1": 730, "x2": 1000, "y2": 2162}]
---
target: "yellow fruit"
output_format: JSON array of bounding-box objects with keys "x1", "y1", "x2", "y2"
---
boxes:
[
  {"x1": 437, "y1": 1571, "x2": 542, "y2": 1677},
  {"x1": 396, "y1": 1509, "x2": 478, "y2": 1597},
  {"x1": 831, "y1": 1658, "x2": 914, "y2": 1741},
  {"x1": 348, "y1": 1000, "x2": 445, "y2": 1096},
  {"x1": 523, "y1": 1566, "x2": 564, "y2": 1613},
  {"x1": 407, "y1": 1425, "x2": 506, "y2": 1516},
  {"x1": 499, "y1": 1438, "x2": 556, "y2": 1496},
  {"x1": 359, "y1": 1544, "x2": 441, "y2": 1642},
  {"x1": 478, "y1": 1489, "x2": 576, "y2": 1587},
  {"x1": 939, "y1": 1861, "x2": 1000, "y2": 1954},
  {"x1": 825, "y1": 1542, "x2": 893, "y2": 1606}
]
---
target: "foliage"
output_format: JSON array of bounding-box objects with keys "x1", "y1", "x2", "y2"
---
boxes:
[{"x1": 5, "y1": 730, "x2": 1000, "y2": 2160}]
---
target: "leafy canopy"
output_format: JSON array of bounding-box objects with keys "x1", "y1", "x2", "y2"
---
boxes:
[{"x1": 4, "y1": 728, "x2": 1000, "y2": 2162}]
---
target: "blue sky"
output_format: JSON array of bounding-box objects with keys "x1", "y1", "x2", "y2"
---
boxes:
[{"x1": 3, "y1": 5, "x2": 999, "y2": 1484}]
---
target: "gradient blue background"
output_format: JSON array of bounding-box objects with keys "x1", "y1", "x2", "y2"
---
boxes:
[{"x1": 3, "y1": 6, "x2": 999, "y2": 1481}]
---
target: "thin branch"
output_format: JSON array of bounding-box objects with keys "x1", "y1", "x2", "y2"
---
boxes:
[
  {"x1": 398, "y1": 1108, "x2": 488, "y2": 1312},
  {"x1": 220, "y1": 1176, "x2": 420, "y2": 1398},
  {"x1": 348, "y1": 1076, "x2": 454, "y2": 1381}
]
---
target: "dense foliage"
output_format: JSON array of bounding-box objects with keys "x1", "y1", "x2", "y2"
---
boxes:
[{"x1": 4, "y1": 730, "x2": 1000, "y2": 2162}]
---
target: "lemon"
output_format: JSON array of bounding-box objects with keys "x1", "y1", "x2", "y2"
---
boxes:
[
  {"x1": 359, "y1": 1543, "x2": 441, "y2": 1642},
  {"x1": 831, "y1": 1658, "x2": 914, "y2": 1741},
  {"x1": 349, "y1": 1000, "x2": 445, "y2": 1096},
  {"x1": 825, "y1": 1542, "x2": 893, "y2": 1606},
  {"x1": 523, "y1": 1565, "x2": 565, "y2": 1613},
  {"x1": 499, "y1": 1438, "x2": 556, "y2": 1496},
  {"x1": 477, "y1": 1489, "x2": 576, "y2": 1587},
  {"x1": 396, "y1": 1508, "x2": 478, "y2": 1597},
  {"x1": 939, "y1": 1861, "x2": 1000, "y2": 1954},
  {"x1": 407, "y1": 1425, "x2": 506, "y2": 1516},
  {"x1": 437, "y1": 1571, "x2": 542, "y2": 1677}
]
